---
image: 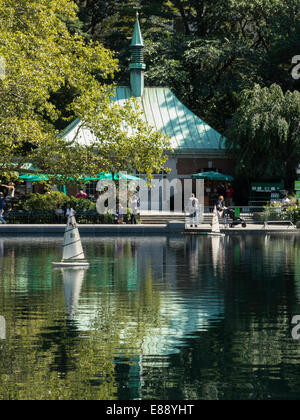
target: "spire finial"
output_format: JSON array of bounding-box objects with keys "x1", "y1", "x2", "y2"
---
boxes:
[{"x1": 133, "y1": 5, "x2": 141, "y2": 20}]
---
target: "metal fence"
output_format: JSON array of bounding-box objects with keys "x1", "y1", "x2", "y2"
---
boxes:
[
  {"x1": 4, "y1": 210, "x2": 101, "y2": 224},
  {"x1": 184, "y1": 206, "x2": 295, "y2": 228},
  {"x1": 263, "y1": 207, "x2": 295, "y2": 228}
]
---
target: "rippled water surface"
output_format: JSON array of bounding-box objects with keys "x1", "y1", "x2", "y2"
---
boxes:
[{"x1": 1, "y1": 234, "x2": 300, "y2": 400}]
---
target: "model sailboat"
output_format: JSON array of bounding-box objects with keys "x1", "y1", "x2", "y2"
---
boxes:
[
  {"x1": 52, "y1": 209, "x2": 89, "y2": 267},
  {"x1": 208, "y1": 206, "x2": 225, "y2": 237}
]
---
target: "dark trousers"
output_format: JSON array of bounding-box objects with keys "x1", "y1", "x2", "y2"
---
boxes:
[{"x1": 131, "y1": 214, "x2": 137, "y2": 224}]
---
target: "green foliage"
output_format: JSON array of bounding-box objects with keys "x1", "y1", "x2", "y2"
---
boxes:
[
  {"x1": 67, "y1": 197, "x2": 96, "y2": 211},
  {"x1": 0, "y1": 0, "x2": 171, "y2": 182},
  {"x1": 76, "y1": 0, "x2": 300, "y2": 134},
  {"x1": 284, "y1": 206, "x2": 300, "y2": 224},
  {"x1": 103, "y1": 210, "x2": 114, "y2": 224},
  {"x1": 22, "y1": 192, "x2": 69, "y2": 211},
  {"x1": 19, "y1": 192, "x2": 96, "y2": 212},
  {"x1": 227, "y1": 84, "x2": 300, "y2": 186},
  {"x1": 262, "y1": 202, "x2": 300, "y2": 223}
]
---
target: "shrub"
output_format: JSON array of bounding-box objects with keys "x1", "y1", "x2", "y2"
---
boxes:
[
  {"x1": 285, "y1": 206, "x2": 300, "y2": 224},
  {"x1": 68, "y1": 197, "x2": 96, "y2": 211},
  {"x1": 263, "y1": 205, "x2": 300, "y2": 224},
  {"x1": 22, "y1": 191, "x2": 69, "y2": 211},
  {"x1": 103, "y1": 211, "x2": 114, "y2": 224}
]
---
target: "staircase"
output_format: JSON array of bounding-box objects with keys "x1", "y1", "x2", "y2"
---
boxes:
[{"x1": 139, "y1": 213, "x2": 256, "y2": 225}]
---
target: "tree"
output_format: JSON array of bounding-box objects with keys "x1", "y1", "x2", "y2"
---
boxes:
[
  {"x1": 75, "y1": 0, "x2": 300, "y2": 133},
  {"x1": 226, "y1": 84, "x2": 300, "y2": 187},
  {"x1": 0, "y1": 0, "x2": 171, "y2": 182}
]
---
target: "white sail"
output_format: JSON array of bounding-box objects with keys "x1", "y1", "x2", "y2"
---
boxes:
[
  {"x1": 62, "y1": 209, "x2": 85, "y2": 262},
  {"x1": 211, "y1": 205, "x2": 221, "y2": 233},
  {"x1": 62, "y1": 268, "x2": 85, "y2": 319}
]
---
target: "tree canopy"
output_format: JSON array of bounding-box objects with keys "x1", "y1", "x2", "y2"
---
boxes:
[
  {"x1": 0, "y1": 0, "x2": 171, "y2": 182},
  {"x1": 72, "y1": 0, "x2": 300, "y2": 184},
  {"x1": 0, "y1": 0, "x2": 299, "y2": 184},
  {"x1": 226, "y1": 84, "x2": 300, "y2": 187}
]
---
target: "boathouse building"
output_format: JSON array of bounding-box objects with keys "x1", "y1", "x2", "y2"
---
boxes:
[{"x1": 62, "y1": 15, "x2": 234, "y2": 207}]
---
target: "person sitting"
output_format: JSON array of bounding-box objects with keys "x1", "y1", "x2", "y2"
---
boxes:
[
  {"x1": 216, "y1": 196, "x2": 227, "y2": 219},
  {"x1": 281, "y1": 194, "x2": 290, "y2": 207}
]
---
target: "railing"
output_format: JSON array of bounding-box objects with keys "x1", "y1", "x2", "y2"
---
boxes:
[
  {"x1": 2, "y1": 206, "x2": 297, "y2": 227},
  {"x1": 263, "y1": 207, "x2": 295, "y2": 228},
  {"x1": 184, "y1": 206, "x2": 296, "y2": 228}
]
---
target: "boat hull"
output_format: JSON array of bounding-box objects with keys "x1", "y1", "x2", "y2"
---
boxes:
[{"x1": 52, "y1": 261, "x2": 89, "y2": 267}]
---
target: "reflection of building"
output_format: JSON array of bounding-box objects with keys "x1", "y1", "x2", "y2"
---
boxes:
[
  {"x1": 68, "y1": 236, "x2": 225, "y2": 366},
  {"x1": 61, "y1": 15, "x2": 234, "y2": 206}
]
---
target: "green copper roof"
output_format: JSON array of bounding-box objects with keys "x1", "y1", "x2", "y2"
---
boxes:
[
  {"x1": 130, "y1": 17, "x2": 144, "y2": 47},
  {"x1": 62, "y1": 87, "x2": 226, "y2": 152},
  {"x1": 111, "y1": 87, "x2": 226, "y2": 151}
]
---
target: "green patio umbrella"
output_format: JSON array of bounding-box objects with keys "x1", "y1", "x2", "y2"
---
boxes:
[
  {"x1": 96, "y1": 172, "x2": 142, "y2": 181},
  {"x1": 19, "y1": 174, "x2": 49, "y2": 182},
  {"x1": 19, "y1": 172, "x2": 142, "y2": 184},
  {"x1": 191, "y1": 171, "x2": 234, "y2": 181}
]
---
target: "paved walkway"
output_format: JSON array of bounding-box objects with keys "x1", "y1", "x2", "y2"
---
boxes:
[{"x1": 0, "y1": 223, "x2": 297, "y2": 236}]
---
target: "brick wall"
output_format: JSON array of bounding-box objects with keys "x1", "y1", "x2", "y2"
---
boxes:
[{"x1": 176, "y1": 157, "x2": 235, "y2": 175}]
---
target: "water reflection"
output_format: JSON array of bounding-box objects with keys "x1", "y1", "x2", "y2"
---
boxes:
[
  {"x1": 62, "y1": 268, "x2": 86, "y2": 320},
  {"x1": 0, "y1": 235, "x2": 300, "y2": 399}
]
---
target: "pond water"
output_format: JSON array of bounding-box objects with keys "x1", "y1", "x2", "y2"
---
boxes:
[{"x1": 0, "y1": 234, "x2": 300, "y2": 400}]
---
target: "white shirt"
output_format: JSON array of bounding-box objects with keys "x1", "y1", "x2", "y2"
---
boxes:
[
  {"x1": 188, "y1": 196, "x2": 199, "y2": 211},
  {"x1": 130, "y1": 197, "x2": 138, "y2": 215}
]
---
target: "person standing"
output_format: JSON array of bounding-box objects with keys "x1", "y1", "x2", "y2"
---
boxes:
[
  {"x1": 0, "y1": 193, "x2": 6, "y2": 224},
  {"x1": 188, "y1": 193, "x2": 199, "y2": 227},
  {"x1": 65, "y1": 202, "x2": 72, "y2": 220},
  {"x1": 1, "y1": 182, "x2": 15, "y2": 199},
  {"x1": 217, "y1": 183, "x2": 226, "y2": 198},
  {"x1": 129, "y1": 194, "x2": 138, "y2": 224},
  {"x1": 226, "y1": 183, "x2": 235, "y2": 206},
  {"x1": 117, "y1": 204, "x2": 124, "y2": 224},
  {"x1": 54, "y1": 204, "x2": 64, "y2": 223},
  {"x1": 76, "y1": 190, "x2": 88, "y2": 199},
  {"x1": 216, "y1": 195, "x2": 227, "y2": 219}
]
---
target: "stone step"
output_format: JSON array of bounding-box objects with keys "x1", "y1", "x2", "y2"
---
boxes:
[{"x1": 140, "y1": 214, "x2": 255, "y2": 225}]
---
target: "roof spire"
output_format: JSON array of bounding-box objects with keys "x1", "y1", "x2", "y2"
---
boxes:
[
  {"x1": 131, "y1": 9, "x2": 144, "y2": 48},
  {"x1": 129, "y1": 8, "x2": 146, "y2": 97}
]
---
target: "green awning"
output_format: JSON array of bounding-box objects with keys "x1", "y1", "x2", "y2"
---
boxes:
[
  {"x1": 19, "y1": 174, "x2": 49, "y2": 182},
  {"x1": 191, "y1": 171, "x2": 234, "y2": 181},
  {"x1": 19, "y1": 172, "x2": 142, "y2": 182}
]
